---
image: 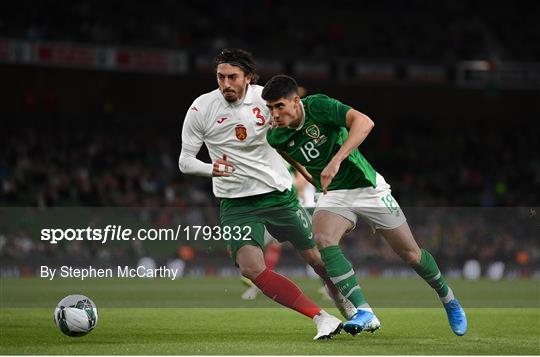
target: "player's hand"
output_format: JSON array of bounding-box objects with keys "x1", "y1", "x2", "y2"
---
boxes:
[
  {"x1": 320, "y1": 159, "x2": 341, "y2": 194},
  {"x1": 212, "y1": 154, "x2": 235, "y2": 177}
]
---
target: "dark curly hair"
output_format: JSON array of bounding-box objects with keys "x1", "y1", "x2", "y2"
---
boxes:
[
  {"x1": 214, "y1": 48, "x2": 259, "y2": 84},
  {"x1": 261, "y1": 75, "x2": 298, "y2": 101}
]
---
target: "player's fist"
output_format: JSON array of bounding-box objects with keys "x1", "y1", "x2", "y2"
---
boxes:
[
  {"x1": 320, "y1": 159, "x2": 341, "y2": 194},
  {"x1": 212, "y1": 153, "x2": 235, "y2": 177}
]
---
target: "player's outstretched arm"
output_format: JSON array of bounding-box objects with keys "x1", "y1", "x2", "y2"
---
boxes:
[
  {"x1": 278, "y1": 150, "x2": 316, "y2": 187},
  {"x1": 320, "y1": 109, "x2": 374, "y2": 193},
  {"x1": 179, "y1": 148, "x2": 235, "y2": 177},
  {"x1": 179, "y1": 103, "x2": 214, "y2": 177},
  {"x1": 178, "y1": 144, "x2": 213, "y2": 177}
]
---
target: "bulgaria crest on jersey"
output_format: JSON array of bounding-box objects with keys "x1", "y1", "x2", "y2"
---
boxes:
[
  {"x1": 235, "y1": 124, "x2": 247, "y2": 141},
  {"x1": 305, "y1": 124, "x2": 320, "y2": 139}
]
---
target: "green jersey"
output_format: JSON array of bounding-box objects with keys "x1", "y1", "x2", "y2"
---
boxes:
[{"x1": 266, "y1": 94, "x2": 377, "y2": 192}]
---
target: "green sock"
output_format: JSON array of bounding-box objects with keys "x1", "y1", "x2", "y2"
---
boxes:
[
  {"x1": 320, "y1": 245, "x2": 367, "y2": 308},
  {"x1": 413, "y1": 249, "x2": 449, "y2": 298}
]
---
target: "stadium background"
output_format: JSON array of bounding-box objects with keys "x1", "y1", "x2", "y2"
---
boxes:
[
  {"x1": 1, "y1": 0, "x2": 539, "y2": 282},
  {"x1": 1, "y1": 2, "x2": 539, "y2": 355}
]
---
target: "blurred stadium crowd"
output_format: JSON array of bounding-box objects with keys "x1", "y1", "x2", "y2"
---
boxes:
[
  {"x1": 2, "y1": 0, "x2": 539, "y2": 61},
  {"x1": 1, "y1": 121, "x2": 538, "y2": 273},
  {"x1": 1, "y1": 120, "x2": 538, "y2": 208}
]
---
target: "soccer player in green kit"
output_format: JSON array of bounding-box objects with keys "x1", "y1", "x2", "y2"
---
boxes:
[{"x1": 262, "y1": 75, "x2": 467, "y2": 336}]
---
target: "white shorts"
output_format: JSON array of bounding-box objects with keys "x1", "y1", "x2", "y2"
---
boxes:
[{"x1": 313, "y1": 173, "x2": 406, "y2": 231}]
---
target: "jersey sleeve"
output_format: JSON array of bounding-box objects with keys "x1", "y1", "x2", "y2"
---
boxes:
[
  {"x1": 309, "y1": 95, "x2": 352, "y2": 127},
  {"x1": 181, "y1": 104, "x2": 205, "y2": 151},
  {"x1": 179, "y1": 103, "x2": 213, "y2": 176}
]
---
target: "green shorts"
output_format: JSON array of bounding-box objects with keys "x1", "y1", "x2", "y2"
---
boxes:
[{"x1": 220, "y1": 187, "x2": 314, "y2": 266}]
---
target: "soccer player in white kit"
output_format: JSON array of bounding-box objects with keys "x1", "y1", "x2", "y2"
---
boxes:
[{"x1": 178, "y1": 49, "x2": 352, "y2": 340}]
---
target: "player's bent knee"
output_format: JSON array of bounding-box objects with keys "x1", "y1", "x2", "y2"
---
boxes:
[
  {"x1": 239, "y1": 264, "x2": 265, "y2": 281},
  {"x1": 402, "y1": 250, "x2": 421, "y2": 266},
  {"x1": 313, "y1": 232, "x2": 336, "y2": 249}
]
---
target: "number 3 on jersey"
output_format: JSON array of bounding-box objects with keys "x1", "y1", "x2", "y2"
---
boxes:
[
  {"x1": 295, "y1": 208, "x2": 309, "y2": 228},
  {"x1": 299, "y1": 141, "x2": 320, "y2": 162},
  {"x1": 252, "y1": 107, "x2": 265, "y2": 126}
]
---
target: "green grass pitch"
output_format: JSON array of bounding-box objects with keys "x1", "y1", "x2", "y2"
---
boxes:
[{"x1": 1, "y1": 277, "x2": 539, "y2": 355}]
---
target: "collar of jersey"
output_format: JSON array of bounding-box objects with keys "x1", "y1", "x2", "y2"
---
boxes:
[
  {"x1": 220, "y1": 84, "x2": 254, "y2": 107},
  {"x1": 292, "y1": 102, "x2": 306, "y2": 131}
]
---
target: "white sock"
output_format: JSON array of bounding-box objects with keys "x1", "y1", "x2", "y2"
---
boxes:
[
  {"x1": 316, "y1": 309, "x2": 329, "y2": 318},
  {"x1": 357, "y1": 303, "x2": 373, "y2": 313},
  {"x1": 439, "y1": 287, "x2": 455, "y2": 304}
]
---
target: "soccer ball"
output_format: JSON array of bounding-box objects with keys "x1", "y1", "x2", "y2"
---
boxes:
[{"x1": 54, "y1": 295, "x2": 98, "y2": 337}]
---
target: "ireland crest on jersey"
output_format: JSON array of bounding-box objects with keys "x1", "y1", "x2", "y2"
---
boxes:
[{"x1": 305, "y1": 124, "x2": 320, "y2": 139}]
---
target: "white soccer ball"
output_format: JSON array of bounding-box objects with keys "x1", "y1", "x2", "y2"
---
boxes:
[{"x1": 54, "y1": 294, "x2": 98, "y2": 337}]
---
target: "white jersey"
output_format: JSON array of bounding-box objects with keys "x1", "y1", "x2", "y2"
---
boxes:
[{"x1": 181, "y1": 84, "x2": 292, "y2": 198}]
